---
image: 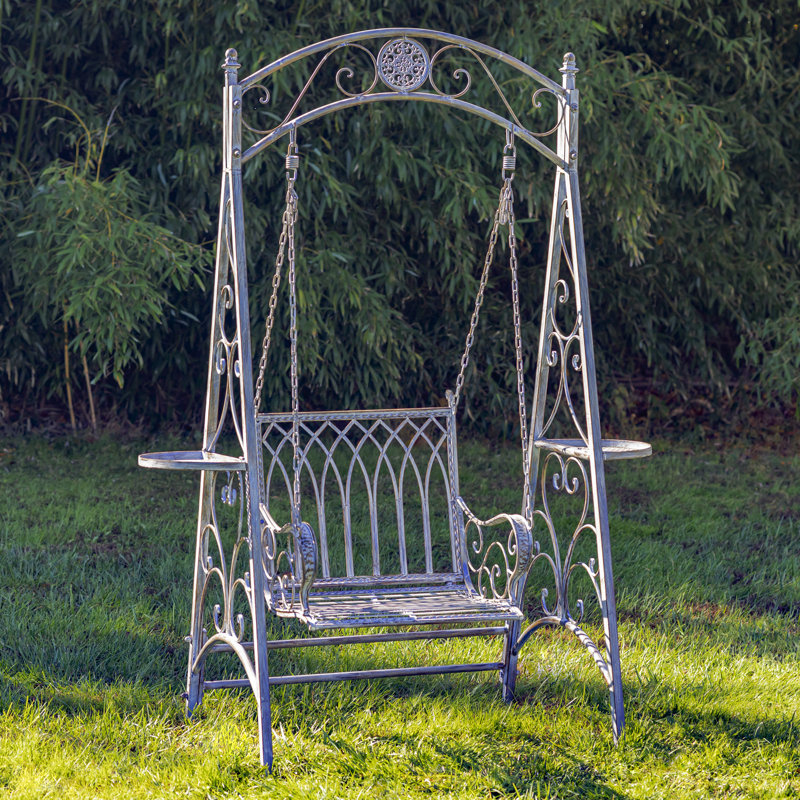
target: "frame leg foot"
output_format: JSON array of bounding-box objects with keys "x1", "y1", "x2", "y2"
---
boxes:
[
  {"x1": 608, "y1": 642, "x2": 625, "y2": 743},
  {"x1": 501, "y1": 620, "x2": 521, "y2": 702},
  {"x1": 252, "y1": 603, "x2": 274, "y2": 769},
  {"x1": 257, "y1": 700, "x2": 273, "y2": 770},
  {"x1": 185, "y1": 629, "x2": 207, "y2": 717}
]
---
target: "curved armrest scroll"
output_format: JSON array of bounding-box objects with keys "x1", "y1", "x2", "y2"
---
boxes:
[
  {"x1": 457, "y1": 497, "x2": 535, "y2": 607},
  {"x1": 258, "y1": 504, "x2": 318, "y2": 614}
]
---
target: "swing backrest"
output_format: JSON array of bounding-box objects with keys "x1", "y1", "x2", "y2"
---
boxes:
[{"x1": 257, "y1": 406, "x2": 464, "y2": 585}]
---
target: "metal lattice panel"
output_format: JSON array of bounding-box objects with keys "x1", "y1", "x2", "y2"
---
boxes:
[{"x1": 258, "y1": 407, "x2": 458, "y2": 584}]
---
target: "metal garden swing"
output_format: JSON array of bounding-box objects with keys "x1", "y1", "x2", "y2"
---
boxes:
[{"x1": 139, "y1": 29, "x2": 651, "y2": 770}]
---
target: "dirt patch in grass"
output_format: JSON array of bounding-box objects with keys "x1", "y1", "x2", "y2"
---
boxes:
[{"x1": 610, "y1": 485, "x2": 656, "y2": 515}]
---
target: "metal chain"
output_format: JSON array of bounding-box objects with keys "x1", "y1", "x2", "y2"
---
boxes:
[
  {"x1": 251, "y1": 131, "x2": 302, "y2": 524},
  {"x1": 285, "y1": 133, "x2": 302, "y2": 527},
  {"x1": 506, "y1": 179, "x2": 531, "y2": 510},
  {"x1": 254, "y1": 135, "x2": 300, "y2": 411},
  {"x1": 452, "y1": 187, "x2": 505, "y2": 408},
  {"x1": 288, "y1": 188, "x2": 301, "y2": 526},
  {"x1": 453, "y1": 131, "x2": 530, "y2": 510}
]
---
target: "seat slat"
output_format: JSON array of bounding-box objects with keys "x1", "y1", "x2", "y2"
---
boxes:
[
  {"x1": 281, "y1": 585, "x2": 523, "y2": 631},
  {"x1": 311, "y1": 572, "x2": 461, "y2": 588}
]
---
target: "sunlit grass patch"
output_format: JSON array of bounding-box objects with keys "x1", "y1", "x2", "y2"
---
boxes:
[{"x1": 0, "y1": 434, "x2": 798, "y2": 798}]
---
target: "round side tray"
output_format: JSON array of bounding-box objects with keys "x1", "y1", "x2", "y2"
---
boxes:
[
  {"x1": 138, "y1": 450, "x2": 247, "y2": 471},
  {"x1": 533, "y1": 438, "x2": 652, "y2": 461}
]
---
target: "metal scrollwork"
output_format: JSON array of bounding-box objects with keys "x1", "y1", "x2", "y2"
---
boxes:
[
  {"x1": 529, "y1": 87, "x2": 564, "y2": 138},
  {"x1": 206, "y1": 199, "x2": 246, "y2": 454},
  {"x1": 377, "y1": 38, "x2": 430, "y2": 91},
  {"x1": 191, "y1": 471, "x2": 253, "y2": 679},
  {"x1": 335, "y1": 44, "x2": 379, "y2": 97},
  {"x1": 240, "y1": 36, "x2": 564, "y2": 143},
  {"x1": 240, "y1": 84, "x2": 272, "y2": 135},
  {"x1": 531, "y1": 453, "x2": 600, "y2": 621},
  {"x1": 428, "y1": 45, "x2": 472, "y2": 98},
  {"x1": 539, "y1": 198, "x2": 588, "y2": 445},
  {"x1": 513, "y1": 452, "x2": 608, "y2": 677},
  {"x1": 241, "y1": 43, "x2": 380, "y2": 138},
  {"x1": 259, "y1": 502, "x2": 318, "y2": 619},
  {"x1": 220, "y1": 470, "x2": 238, "y2": 506},
  {"x1": 458, "y1": 498, "x2": 534, "y2": 606},
  {"x1": 428, "y1": 46, "x2": 564, "y2": 138}
]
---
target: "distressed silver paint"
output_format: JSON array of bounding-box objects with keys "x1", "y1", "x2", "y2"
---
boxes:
[{"x1": 138, "y1": 31, "x2": 651, "y2": 770}]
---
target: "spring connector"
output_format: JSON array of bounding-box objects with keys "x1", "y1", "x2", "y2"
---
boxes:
[
  {"x1": 502, "y1": 128, "x2": 516, "y2": 181},
  {"x1": 286, "y1": 147, "x2": 300, "y2": 181},
  {"x1": 285, "y1": 128, "x2": 300, "y2": 182}
]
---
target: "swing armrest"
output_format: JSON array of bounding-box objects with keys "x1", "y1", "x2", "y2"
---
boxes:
[
  {"x1": 259, "y1": 504, "x2": 318, "y2": 614},
  {"x1": 259, "y1": 504, "x2": 284, "y2": 539},
  {"x1": 456, "y1": 497, "x2": 535, "y2": 607}
]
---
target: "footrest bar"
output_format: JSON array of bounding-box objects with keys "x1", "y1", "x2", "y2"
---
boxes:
[
  {"x1": 203, "y1": 661, "x2": 503, "y2": 691},
  {"x1": 208, "y1": 626, "x2": 507, "y2": 653}
]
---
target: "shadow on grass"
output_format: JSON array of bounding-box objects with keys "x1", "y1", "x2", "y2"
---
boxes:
[{"x1": 1, "y1": 607, "x2": 798, "y2": 798}]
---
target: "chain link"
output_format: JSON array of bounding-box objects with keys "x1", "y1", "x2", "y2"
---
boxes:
[
  {"x1": 252, "y1": 133, "x2": 302, "y2": 523},
  {"x1": 254, "y1": 136, "x2": 300, "y2": 411},
  {"x1": 288, "y1": 186, "x2": 301, "y2": 523},
  {"x1": 453, "y1": 133, "x2": 530, "y2": 509},
  {"x1": 452, "y1": 186, "x2": 504, "y2": 407},
  {"x1": 506, "y1": 183, "x2": 531, "y2": 510}
]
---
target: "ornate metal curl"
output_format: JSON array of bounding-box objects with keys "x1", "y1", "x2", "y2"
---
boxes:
[
  {"x1": 191, "y1": 471, "x2": 253, "y2": 677},
  {"x1": 526, "y1": 453, "x2": 601, "y2": 626},
  {"x1": 335, "y1": 45, "x2": 379, "y2": 97},
  {"x1": 539, "y1": 198, "x2": 588, "y2": 444},
  {"x1": 529, "y1": 87, "x2": 565, "y2": 138},
  {"x1": 241, "y1": 43, "x2": 379, "y2": 137},
  {"x1": 429, "y1": 45, "x2": 564, "y2": 138},
  {"x1": 206, "y1": 197, "x2": 246, "y2": 454},
  {"x1": 259, "y1": 503, "x2": 318, "y2": 618},
  {"x1": 239, "y1": 36, "x2": 564, "y2": 141},
  {"x1": 240, "y1": 84, "x2": 272, "y2": 135},
  {"x1": 458, "y1": 498, "x2": 534, "y2": 605}
]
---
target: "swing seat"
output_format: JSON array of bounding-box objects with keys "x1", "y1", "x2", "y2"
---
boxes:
[
  {"x1": 276, "y1": 584, "x2": 524, "y2": 631},
  {"x1": 257, "y1": 405, "x2": 534, "y2": 631}
]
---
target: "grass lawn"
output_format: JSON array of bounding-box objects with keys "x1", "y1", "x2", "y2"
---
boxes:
[{"x1": 0, "y1": 433, "x2": 797, "y2": 798}]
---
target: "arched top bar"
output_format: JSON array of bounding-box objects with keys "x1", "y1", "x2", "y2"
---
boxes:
[
  {"x1": 241, "y1": 92, "x2": 567, "y2": 169},
  {"x1": 240, "y1": 28, "x2": 565, "y2": 96},
  {"x1": 237, "y1": 29, "x2": 571, "y2": 169}
]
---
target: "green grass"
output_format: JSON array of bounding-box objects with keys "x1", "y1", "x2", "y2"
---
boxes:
[{"x1": 0, "y1": 434, "x2": 798, "y2": 798}]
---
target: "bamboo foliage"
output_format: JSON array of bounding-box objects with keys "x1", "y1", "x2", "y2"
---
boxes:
[{"x1": 1, "y1": 1, "x2": 797, "y2": 427}]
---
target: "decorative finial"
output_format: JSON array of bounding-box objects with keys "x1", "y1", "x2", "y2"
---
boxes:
[
  {"x1": 560, "y1": 52, "x2": 578, "y2": 75},
  {"x1": 221, "y1": 48, "x2": 241, "y2": 72}
]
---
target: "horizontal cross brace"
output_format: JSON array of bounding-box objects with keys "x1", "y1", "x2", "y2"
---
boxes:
[
  {"x1": 204, "y1": 661, "x2": 504, "y2": 690},
  {"x1": 208, "y1": 625, "x2": 507, "y2": 653}
]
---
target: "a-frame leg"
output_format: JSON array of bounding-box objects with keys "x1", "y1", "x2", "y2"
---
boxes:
[
  {"x1": 565, "y1": 166, "x2": 625, "y2": 740},
  {"x1": 184, "y1": 49, "x2": 275, "y2": 769},
  {"x1": 514, "y1": 53, "x2": 625, "y2": 742},
  {"x1": 225, "y1": 51, "x2": 274, "y2": 766},
  {"x1": 185, "y1": 162, "x2": 230, "y2": 719}
]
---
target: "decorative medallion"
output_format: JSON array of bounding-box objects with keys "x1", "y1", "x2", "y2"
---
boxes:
[{"x1": 377, "y1": 38, "x2": 430, "y2": 92}]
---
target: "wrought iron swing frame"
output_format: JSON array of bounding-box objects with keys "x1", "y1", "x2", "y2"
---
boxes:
[{"x1": 139, "y1": 28, "x2": 651, "y2": 770}]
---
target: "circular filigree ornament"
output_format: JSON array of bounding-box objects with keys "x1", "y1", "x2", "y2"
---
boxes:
[{"x1": 377, "y1": 38, "x2": 430, "y2": 92}]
